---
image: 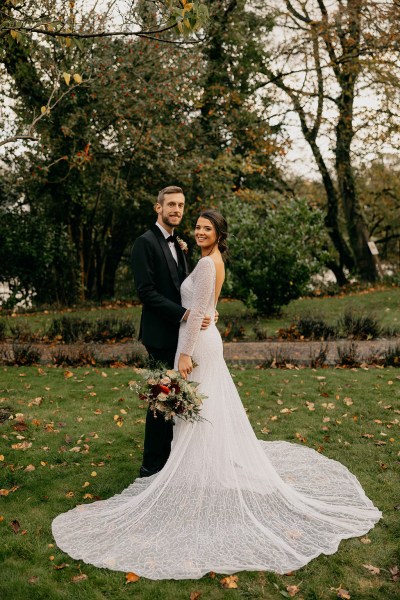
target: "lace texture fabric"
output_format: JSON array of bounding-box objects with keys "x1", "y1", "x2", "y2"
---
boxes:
[{"x1": 52, "y1": 256, "x2": 381, "y2": 579}]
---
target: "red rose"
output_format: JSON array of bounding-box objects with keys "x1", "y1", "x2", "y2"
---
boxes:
[{"x1": 159, "y1": 385, "x2": 171, "y2": 395}]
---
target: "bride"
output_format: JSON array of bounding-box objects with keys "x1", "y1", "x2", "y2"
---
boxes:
[{"x1": 52, "y1": 209, "x2": 381, "y2": 580}]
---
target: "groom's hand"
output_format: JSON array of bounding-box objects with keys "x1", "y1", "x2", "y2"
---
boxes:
[{"x1": 201, "y1": 315, "x2": 211, "y2": 330}]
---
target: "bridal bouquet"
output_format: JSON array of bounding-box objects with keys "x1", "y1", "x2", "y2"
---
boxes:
[{"x1": 130, "y1": 368, "x2": 206, "y2": 422}]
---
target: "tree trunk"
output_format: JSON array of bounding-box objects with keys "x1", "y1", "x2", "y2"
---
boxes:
[{"x1": 334, "y1": 0, "x2": 380, "y2": 282}]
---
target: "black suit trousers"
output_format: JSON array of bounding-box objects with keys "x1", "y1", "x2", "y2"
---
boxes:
[{"x1": 141, "y1": 345, "x2": 176, "y2": 475}]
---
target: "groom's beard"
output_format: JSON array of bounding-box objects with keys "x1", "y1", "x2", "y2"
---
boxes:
[{"x1": 162, "y1": 214, "x2": 182, "y2": 229}]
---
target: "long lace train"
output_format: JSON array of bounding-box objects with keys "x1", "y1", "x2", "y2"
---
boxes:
[{"x1": 52, "y1": 257, "x2": 381, "y2": 579}]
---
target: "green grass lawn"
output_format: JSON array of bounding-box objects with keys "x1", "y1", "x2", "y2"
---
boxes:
[
  {"x1": 1, "y1": 286, "x2": 400, "y2": 341},
  {"x1": 0, "y1": 365, "x2": 399, "y2": 599}
]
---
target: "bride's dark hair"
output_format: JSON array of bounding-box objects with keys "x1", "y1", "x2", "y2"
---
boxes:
[{"x1": 199, "y1": 209, "x2": 228, "y2": 259}]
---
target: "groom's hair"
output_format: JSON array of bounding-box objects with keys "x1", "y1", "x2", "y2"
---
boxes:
[{"x1": 157, "y1": 186, "x2": 184, "y2": 205}]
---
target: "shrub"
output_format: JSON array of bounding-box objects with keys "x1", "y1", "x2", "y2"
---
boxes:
[
  {"x1": 47, "y1": 316, "x2": 90, "y2": 343},
  {"x1": 309, "y1": 344, "x2": 329, "y2": 368},
  {"x1": 11, "y1": 343, "x2": 42, "y2": 366},
  {"x1": 90, "y1": 317, "x2": 136, "y2": 342},
  {"x1": 253, "y1": 321, "x2": 268, "y2": 340},
  {"x1": 225, "y1": 197, "x2": 328, "y2": 315},
  {"x1": 296, "y1": 314, "x2": 337, "y2": 340},
  {"x1": 0, "y1": 320, "x2": 6, "y2": 341},
  {"x1": 260, "y1": 347, "x2": 292, "y2": 368},
  {"x1": 382, "y1": 343, "x2": 400, "y2": 367},
  {"x1": 8, "y1": 321, "x2": 33, "y2": 342},
  {"x1": 339, "y1": 309, "x2": 382, "y2": 340},
  {"x1": 50, "y1": 346, "x2": 97, "y2": 366},
  {"x1": 336, "y1": 342, "x2": 360, "y2": 367},
  {"x1": 47, "y1": 316, "x2": 136, "y2": 343},
  {"x1": 218, "y1": 317, "x2": 246, "y2": 341}
]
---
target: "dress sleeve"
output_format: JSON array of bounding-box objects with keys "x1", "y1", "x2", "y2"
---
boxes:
[{"x1": 179, "y1": 257, "x2": 215, "y2": 357}]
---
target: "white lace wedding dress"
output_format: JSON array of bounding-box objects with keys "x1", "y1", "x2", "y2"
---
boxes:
[{"x1": 52, "y1": 256, "x2": 381, "y2": 579}]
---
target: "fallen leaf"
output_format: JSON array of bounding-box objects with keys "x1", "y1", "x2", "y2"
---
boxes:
[
  {"x1": 72, "y1": 574, "x2": 88, "y2": 582},
  {"x1": 82, "y1": 482, "x2": 90, "y2": 488},
  {"x1": 49, "y1": 555, "x2": 55, "y2": 561},
  {"x1": 64, "y1": 370, "x2": 74, "y2": 379},
  {"x1": 125, "y1": 572, "x2": 140, "y2": 583},
  {"x1": 53, "y1": 563, "x2": 69, "y2": 570},
  {"x1": 208, "y1": 571, "x2": 216, "y2": 579},
  {"x1": 65, "y1": 491, "x2": 74, "y2": 498},
  {"x1": 389, "y1": 565, "x2": 399, "y2": 582},
  {"x1": 91, "y1": 471, "x2": 97, "y2": 477},
  {"x1": 220, "y1": 575, "x2": 238, "y2": 589},
  {"x1": 11, "y1": 441, "x2": 32, "y2": 450},
  {"x1": 24, "y1": 464, "x2": 36, "y2": 472},
  {"x1": 10, "y1": 519, "x2": 20, "y2": 533},
  {"x1": 28, "y1": 397, "x2": 42, "y2": 407},
  {"x1": 337, "y1": 589, "x2": 351, "y2": 599},
  {"x1": 83, "y1": 493, "x2": 93, "y2": 499},
  {"x1": 287, "y1": 584, "x2": 301, "y2": 597},
  {"x1": 190, "y1": 593, "x2": 202, "y2": 600},
  {"x1": 362, "y1": 563, "x2": 380, "y2": 575},
  {"x1": 0, "y1": 455, "x2": 4, "y2": 461},
  {"x1": 360, "y1": 537, "x2": 371, "y2": 544}
]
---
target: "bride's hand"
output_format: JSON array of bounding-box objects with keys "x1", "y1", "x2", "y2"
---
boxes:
[{"x1": 178, "y1": 353, "x2": 193, "y2": 379}]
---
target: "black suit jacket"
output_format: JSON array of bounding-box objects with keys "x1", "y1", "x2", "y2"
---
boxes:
[{"x1": 131, "y1": 225, "x2": 189, "y2": 350}]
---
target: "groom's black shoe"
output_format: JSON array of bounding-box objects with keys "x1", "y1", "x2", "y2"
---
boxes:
[{"x1": 139, "y1": 466, "x2": 159, "y2": 478}]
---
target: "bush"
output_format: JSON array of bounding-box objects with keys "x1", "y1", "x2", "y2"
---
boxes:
[
  {"x1": 309, "y1": 344, "x2": 329, "y2": 368},
  {"x1": 8, "y1": 321, "x2": 33, "y2": 342},
  {"x1": 339, "y1": 309, "x2": 382, "y2": 340},
  {"x1": 383, "y1": 343, "x2": 400, "y2": 367},
  {"x1": 225, "y1": 197, "x2": 328, "y2": 315},
  {"x1": 336, "y1": 342, "x2": 360, "y2": 367},
  {"x1": 296, "y1": 314, "x2": 337, "y2": 340},
  {"x1": 217, "y1": 316, "x2": 246, "y2": 341},
  {"x1": 47, "y1": 316, "x2": 91, "y2": 343},
  {"x1": 47, "y1": 316, "x2": 136, "y2": 343},
  {"x1": 0, "y1": 320, "x2": 6, "y2": 341},
  {"x1": 10, "y1": 343, "x2": 42, "y2": 366}
]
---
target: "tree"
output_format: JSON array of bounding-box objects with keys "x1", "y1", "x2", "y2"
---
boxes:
[
  {"x1": 262, "y1": 0, "x2": 400, "y2": 283},
  {"x1": 225, "y1": 197, "x2": 328, "y2": 315}
]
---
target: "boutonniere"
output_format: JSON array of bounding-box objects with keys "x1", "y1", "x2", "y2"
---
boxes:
[{"x1": 176, "y1": 236, "x2": 188, "y2": 253}]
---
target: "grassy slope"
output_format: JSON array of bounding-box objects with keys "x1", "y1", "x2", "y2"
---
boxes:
[{"x1": 0, "y1": 365, "x2": 399, "y2": 599}]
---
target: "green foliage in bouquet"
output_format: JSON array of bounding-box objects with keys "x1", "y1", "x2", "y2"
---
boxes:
[
  {"x1": 225, "y1": 197, "x2": 329, "y2": 316},
  {"x1": 130, "y1": 368, "x2": 207, "y2": 422}
]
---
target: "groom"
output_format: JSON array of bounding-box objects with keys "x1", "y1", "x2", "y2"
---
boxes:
[{"x1": 131, "y1": 185, "x2": 211, "y2": 477}]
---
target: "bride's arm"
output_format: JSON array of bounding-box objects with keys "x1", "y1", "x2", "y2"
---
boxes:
[{"x1": 178, "y1": 258, "x2": 215, "y2": 373}]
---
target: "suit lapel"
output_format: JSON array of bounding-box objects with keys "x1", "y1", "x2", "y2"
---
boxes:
[
  {"x1": 176, "y1": 242, "x2": 189, "y2": 279},
  {"x1": 150, "y1": 225, "x2": 181, "y2": 291}
]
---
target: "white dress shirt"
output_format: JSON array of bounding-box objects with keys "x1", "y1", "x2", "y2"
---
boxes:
[{"x1": 155, "y1": 222, "x2": 178, "y2": 263}]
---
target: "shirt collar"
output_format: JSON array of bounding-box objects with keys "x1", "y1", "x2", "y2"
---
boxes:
[{"x1": 155, "y1": 222, "x2": 174, "y2": 239}]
